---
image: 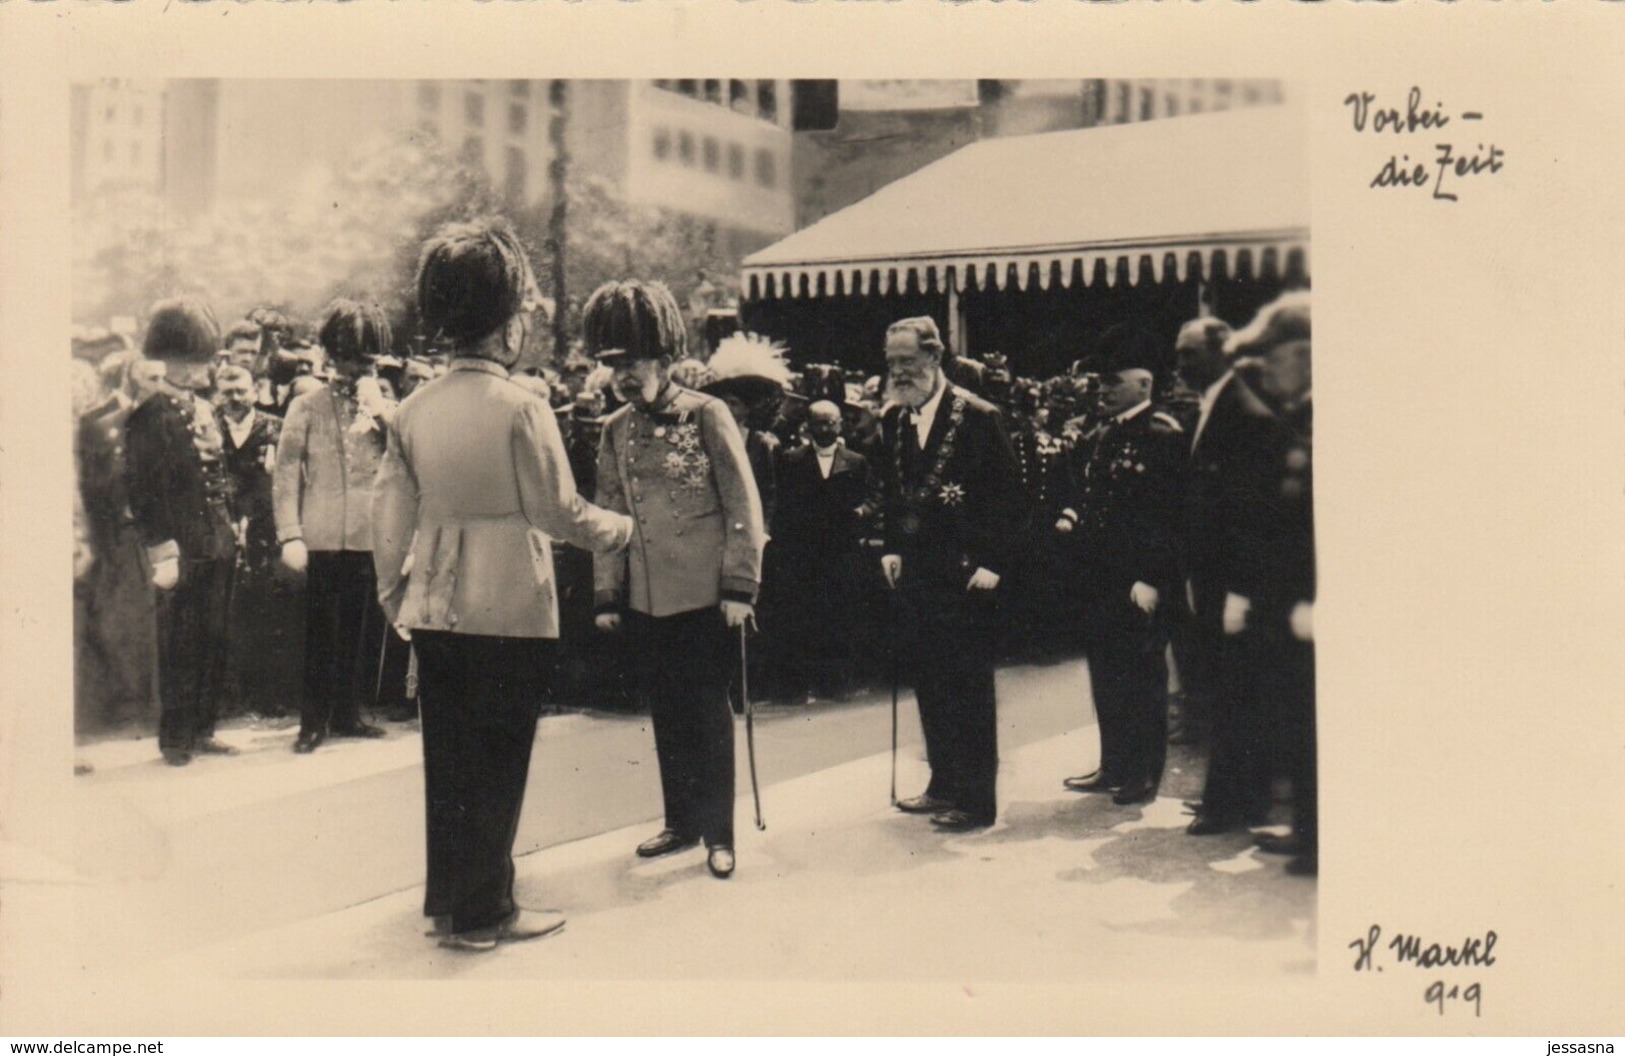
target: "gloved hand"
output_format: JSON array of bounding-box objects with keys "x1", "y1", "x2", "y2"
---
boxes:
[
  {"x1": 1290, "y1": 601, "x2": 1314, "y2": 642},
  {"x1": 880, "y1": 554, "x2": 902, "y2": 589},
  {"x1": 151, "y1": 557, "x2": 180, "y2": 591},
  {"x1": 1130, "y1": 581, "x2": 1159, "y2": 614},
  {"x1": 595, "y1": 612, "x2": 622, "y2": 633},
  {"x1": 1222, "y1": 592, "x2": 1251, "y2": 635},
  {"x1": 966, "y1": 567, "x2": 1000, "y2": 591},
  {"x1": 721, "y1": 600, "x2": 757, "y2": 631},
  {"x1": 280, "y1": 540, "x2": 309, "y2": 574}
]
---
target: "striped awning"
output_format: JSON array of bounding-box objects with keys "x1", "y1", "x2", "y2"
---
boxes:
[{"x1": 743, "y1": 104, "x2": 1308, "y2": 301}]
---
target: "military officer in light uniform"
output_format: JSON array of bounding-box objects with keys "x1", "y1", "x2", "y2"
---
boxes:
[{"x1": 588, "y1": 280, "x2": 766, "y2": 880}]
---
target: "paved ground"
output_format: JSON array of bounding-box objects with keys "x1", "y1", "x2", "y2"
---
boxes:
[{"x1": 17, "y1": 658, "x2": 1313, "y2": 992}]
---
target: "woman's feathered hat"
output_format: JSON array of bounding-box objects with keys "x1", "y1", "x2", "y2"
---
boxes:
[{"x1": 701, "y1": 332, "x2": 793, "y2": 402}]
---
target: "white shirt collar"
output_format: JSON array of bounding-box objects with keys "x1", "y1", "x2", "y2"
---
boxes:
[
  {"x1": 225, "y1": 408, "x2": 257, "y2": 448},
  {"x1": 911, "y1": 375, "x2": 949, "y2": 448}
]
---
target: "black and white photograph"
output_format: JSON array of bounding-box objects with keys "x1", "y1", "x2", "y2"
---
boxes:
[
  {"x1": 58, "y1": 75, "x2": 1315, "y2": 979},
  {"x1": 3, "y1": 3, "x2": 1622, "y2": 1038}
]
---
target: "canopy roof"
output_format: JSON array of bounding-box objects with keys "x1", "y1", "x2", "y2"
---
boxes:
[{"x1": 744, "y1": 105, "x2": 1308, "y2": 300}]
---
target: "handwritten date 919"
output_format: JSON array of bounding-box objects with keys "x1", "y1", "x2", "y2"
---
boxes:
[{"x1": 1425, "y1": 980, "x2": 1483, "y2": 1017}]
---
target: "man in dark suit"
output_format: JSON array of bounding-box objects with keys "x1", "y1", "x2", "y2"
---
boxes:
[
  {"x1": 774, "y1": 400, "x2": 881, "y2": 702},
  {"x1": 215, "y1": 365, "x2": 282, "y2": 572},
  {"x1": 1176, "y1": 315, "x2": 1294, "y2": 836},
  {"x1": 1235, "y1": 293, "x2": 1317, "y2": 876},
  {"x1": 124, "y1": 298, "x2": 242, "y2": 766},
  {"x1": 880, "y1": 317, "x2": 1029, "y2": 831},
  {"x1": 1053, "y1": 327, "x2": 1187, "y2": 806}
]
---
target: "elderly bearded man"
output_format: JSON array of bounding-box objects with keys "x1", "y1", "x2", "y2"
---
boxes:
[{"x1": 881, "y1": 317, "x2": 1028, "y2": 831}]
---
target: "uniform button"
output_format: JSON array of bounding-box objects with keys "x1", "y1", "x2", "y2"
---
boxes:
[{"x1": 633, "y1": 495, "x2": 643, "y2": 503}]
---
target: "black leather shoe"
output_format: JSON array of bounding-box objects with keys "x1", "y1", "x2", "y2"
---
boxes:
[
  {"x1": 331, "y1": 722, "x2": 386, "y2": 739},
  {"x1": 1186, "y1": 814, "x2": 1241, "y2": 836},
  {"x1": 194, "y1": 737, "x2": 240, "y2": 756},
  {"x1": 896, "y1": 793, "x2": 954, "y2": 815},
  {"x1": 635, "y1": 829, "x2": 700, "y2": 858},
  {"x1": 706, "y1": 845, "x2": 736, "y2": 879},
  {"x1": 1254, "y1": 832, "x2": 1303, "y2": 856},
  {"x1": 1063, "y1": 772, "x2": 1119, "y2": 793},
  {"x1": 1285, "y1": 853, "x2": 1318, "y2": 877},
  {"x1": 161, "y1": 749, "x2": 192, "y2": 767},
  {"x1": 293, "y1": 731, "x2": 325, "y2": 754},
  {"x1": 1112, "y1": 781, "x2": 1157, "y2": 806},
  {"x1": 929, "y1": 809, "x2": 993, "y2": 832}
]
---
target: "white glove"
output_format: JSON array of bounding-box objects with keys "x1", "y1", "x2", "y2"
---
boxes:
[
  {"x1": 1185, "y1": 579, "x2": 1197, "y2": 615},
  {"x1": 721, "y1": 600, "x2": 757, "y2": 631},
  {"x1": 280, "y1": 539, "x2": 309, "y2": 574},
  {"x1": 1054, "y1": 517, "x2": 1074, "y2": 534},
  {"x1": 595, "y1": 612, "x2": 622, "y2": 633},
  {"x1": 966, "y1": 567, "x2": 1000, "y2": 591},
  {"x1": 1222, "y1": 592, "x2": 1251, "y2": 635},
  {"x1": 1290, "y1": 601, "x2": 1314, "y2": 642},
  {"x1": 1130, "y1": 581, "x2": 1159, "y2": 614},
  {"x1": 880, "y1": 554, "x2": 902, "y2": 589},
  {"x1": 151, "y1": 557, "x2": 180, "y2": 591}
]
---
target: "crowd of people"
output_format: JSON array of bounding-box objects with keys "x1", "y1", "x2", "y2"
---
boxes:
[{"x1": 72, "y1": 214, "x2": 1314, "y2": 948}]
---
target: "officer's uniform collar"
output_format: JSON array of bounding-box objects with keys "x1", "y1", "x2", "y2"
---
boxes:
[{"x1": 449, "y1": 357, "x2": 511, "y2": 379}]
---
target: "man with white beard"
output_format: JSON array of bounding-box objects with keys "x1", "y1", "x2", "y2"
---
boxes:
[{"x1": 879, "y1": 317, "x2": 1028, "y2": 831}]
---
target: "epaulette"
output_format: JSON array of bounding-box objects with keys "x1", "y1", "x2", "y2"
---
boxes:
[{"x1": 1151, "y1": 411, "x2": 1185, "y2": 434}]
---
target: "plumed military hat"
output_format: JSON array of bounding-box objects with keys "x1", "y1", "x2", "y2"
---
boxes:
[{"x1": 701, "y1": 332, "x2": 793, "y2": 402}]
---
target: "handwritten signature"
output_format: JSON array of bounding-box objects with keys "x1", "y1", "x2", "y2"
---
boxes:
[
  {"x1": 1349, "y1": 923, "x2": 1498, "y2": 971},
  {"x1": 1345, "y1": 87, "x2": 1506, "y2": 202}
]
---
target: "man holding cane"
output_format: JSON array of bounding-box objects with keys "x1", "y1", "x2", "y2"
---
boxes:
[
  {"x1": 880, "y1": 317, "x2": 1028, "y2": 831},
  {"x1": 588, "y1": 280, "x2": 766, "y2": 880}
]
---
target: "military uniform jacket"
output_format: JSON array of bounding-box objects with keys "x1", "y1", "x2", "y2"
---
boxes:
[
  {"x1": 77, "y1": 398, "x2": 135, "y2": 556},
  {"x1": 273, "y1": 382, "x2": 388, "y2": 552},
  {"x1": 881, "y1": 385, "x2": 1029, "y2": 594},
  {"x1": 593, "y1": 385, "x2": 766, "y2": 618},
  {"x1": 1053, "y1": 404, "x2": 1186, "y2": 599},
  {"x1": 124, "y1": 390, "x2": 236, "y2": 565},
  {"x1": 371, "y1": 358, "x2": 634, "y2": 639}
]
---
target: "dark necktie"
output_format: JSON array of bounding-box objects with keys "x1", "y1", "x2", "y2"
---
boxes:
[{"x1": 899, "y1": 411, "x2": 922, "y2": 481}]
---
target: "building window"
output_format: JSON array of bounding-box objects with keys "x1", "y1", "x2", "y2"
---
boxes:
[
  {"x1": 510, "y1": 80, "x2": 530, "y2": 97},
  {"x1": 1242, "y1": 83, "x2": 1262, "y2": 105},
  {"x1": 702, "y1": 136, "x2": 720, "y2": 173},
  {"x1": 678, "y1": 131, "x2": 696, "y2": 166},
  {"x1": 754, "y1": 148, "x2": 776, "y2": 188},
  {"x1": 1140, "y1": 88, "x2": 1155, "y2": 122},
  {"x1": 653, "y1": 79, "x2": 674, "y2": 91},
  {"x1": 729, "y1": 80, "x2": 751, "y2": 114},
  {"x1": 757, "y1": 80, "x2": 778, "y2": 123},
  {"x1": 465, "y1": 91, "x2": 485, "y2": 127},
  {"x1": 727, "y1": 143, "x2": 745, "y2": 180},
  {"x1": 505, "y1": 147, "x2": 527, "y2": 201},
  {"x1": 418, "y1": 82, "x2": 441, "y2": 111},
  {"x1": 462, "y1": 136, "x2": 484, "y2": 166},
  {"x1": 652, "y1": 127, "x2": 672, "y2": 161},
  {"x1": 676, "y1": 79, "x2": 698, "y2": 97},
  {"x1": 1116, "y1": 82, "x2": 1133, "y2": 124},
  {"x1": 703, "y1": 79, "x2": 722, "y2": 104},
  {"x1": 1189, "y1": 95, "x2": 1205, "y2": 114},
  {"x1": 1166, "y1": 95, "x2": 1180, "y2": 117},
  {"x1": 509, "y1": 103, "x2": 527, "y2": 136}
]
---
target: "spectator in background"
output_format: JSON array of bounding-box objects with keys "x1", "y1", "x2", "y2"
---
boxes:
[
  {"x1": 772, "y1": 399, "x2": 880, "y2": 703},
  {"x1": 274, "y1": 299, "x2": 399, "y2": 754}
]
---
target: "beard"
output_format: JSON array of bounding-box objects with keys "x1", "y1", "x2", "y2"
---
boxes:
[{"x1": 886, "y1": 372, "x2": 935, "y2": 409}]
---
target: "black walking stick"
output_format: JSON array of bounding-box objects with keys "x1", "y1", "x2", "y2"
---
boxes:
[
  {"x1": 889, "y1": 591, "x2": 900, "y2": 808},
  {"x1": 739, "y1": 622, "x2": 766, "y2": 830}
]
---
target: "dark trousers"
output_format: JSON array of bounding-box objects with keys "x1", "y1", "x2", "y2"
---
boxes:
[
  {"x1": 1083, "y1": 596, "x2": 1169, "y2": 790},
  {"x1": 301, "y1": 550, "x2": 387, "y2": 736},
  {"x1": 1261, "y1": 623, "x2": 1317, "y2": 852},
  {"x1": 899, "y1": 584, "x2": 999, "y2": 822},
  {"x1": 628, "y1": 608, "x2": 735, "y2": 847},
  {"x1": 155, "y1": 556, "x2": 232, "y2": 750},
  {"x1": 414, "y1": 631, "x2": 552, "y2": 933},
  {"x1": 1191, "y1": 580, "x2": 1273, "y2": 823}
]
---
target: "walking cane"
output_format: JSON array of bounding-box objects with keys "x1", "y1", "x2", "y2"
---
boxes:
[
  {"x1": 889, "y1": 592, "x2": 900, "y2": 808},
  {"x1": 739, "y1": 622, "x2": 766, "y2": 830}
]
